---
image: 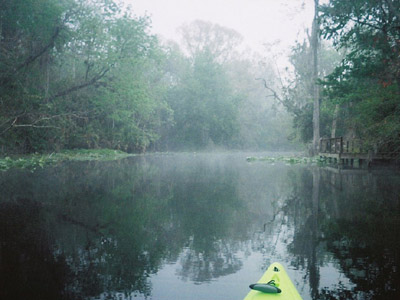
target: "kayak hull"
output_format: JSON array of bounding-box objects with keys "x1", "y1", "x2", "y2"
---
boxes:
[{"x1": 243, "y1": 262, "x2": 302, "y2": 300}]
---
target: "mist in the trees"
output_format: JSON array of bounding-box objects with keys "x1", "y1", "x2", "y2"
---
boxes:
[
  {"x1": 1, "y1": 1, "x2": 400, "y2": 300},
  {"x1": 0, "y1": 0, "x2": 300, "y2": 154}
]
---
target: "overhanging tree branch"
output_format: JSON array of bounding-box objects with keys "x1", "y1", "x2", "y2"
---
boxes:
[
  {"x1": 49, "y1": 67, "x2": 110, "y2": 101},
  {"x1": 16, "y1": 26, "x2": 61, "y2": 72},
  {"x1": 0, "y1": 112, "x2": 89, "y2": 135},
  {"x1": 13, "y1": 124, "x2": 61, "y2": 129},
  {"x1": 0, "y1": 117, "x2": 19, "y2": 135}
]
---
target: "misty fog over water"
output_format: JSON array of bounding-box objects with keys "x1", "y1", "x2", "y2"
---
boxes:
[
  {"x1": 2, "y1": 0, "x2": 400, "y2": 299},
  {"x1": 1, "y1": 153, "x2": 399, "y2": 299}
]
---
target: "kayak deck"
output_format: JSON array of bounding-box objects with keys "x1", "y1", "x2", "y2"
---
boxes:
[{"x1": 243, "y1": 262, "x2": 302, "y2": 300}]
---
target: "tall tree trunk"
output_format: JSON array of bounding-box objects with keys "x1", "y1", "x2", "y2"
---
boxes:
[
  {"x1": 331, "y1": 104, "x2": 339, "y2": 138},
  {"x1": 312, "y1": 0, "x2": 320, "y2": 154}
]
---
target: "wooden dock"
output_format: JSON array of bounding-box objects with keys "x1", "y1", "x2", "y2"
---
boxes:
[{"x1": 319, "y1": 137, "x2": 399, "y2": 167}]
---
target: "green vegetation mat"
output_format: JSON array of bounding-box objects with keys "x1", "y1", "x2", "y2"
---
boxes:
[
  {"x1": 246, "y1": 156, "x2": 324, "y2": 165},
  {"x1": 0, "y1": 149, "x2": 134, "y2": 171}
]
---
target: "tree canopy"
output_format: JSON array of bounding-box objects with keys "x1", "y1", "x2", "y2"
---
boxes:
[
  {"x1": 7, "y1": 0, "x2": 399, "y2": 155},
  {"x1": 319, "y1": 0, "x2": 400, "y2": 151},
  {"x1": 0, "y1": 2, "x2": 296, "y2": 154},
  {"x1": 273, "y1": 0, "x2": 400, "y2": 154}
]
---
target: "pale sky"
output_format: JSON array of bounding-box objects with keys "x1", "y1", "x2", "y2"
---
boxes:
[{"x1": 123, "y1": 0, "x2": 315, "y2": 55}]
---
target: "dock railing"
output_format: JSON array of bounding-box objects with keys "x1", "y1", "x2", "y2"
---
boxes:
[
  {"x1": 320, "y1": 137, "x2": 365, "y2": 154},
  {"x1": 319, "y1": 137, "x2": 400, "y2": 165}
]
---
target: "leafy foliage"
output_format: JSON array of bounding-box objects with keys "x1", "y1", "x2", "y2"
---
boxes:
[
  {"x1": 320, "y1": 0, "x2": 400, "y2": 151},
  {"x1": 280, "y1": 40, "x2": 342, "y2": 143},
  {"x1": 0, "y1": 0, "x2": 297, "y2": 154},
  {"x1": 164, "y1": 49, "x2": 240, "y2": 149},
  {"x1": 0, "y1": 0, "x2": 170, "y2": 153}
]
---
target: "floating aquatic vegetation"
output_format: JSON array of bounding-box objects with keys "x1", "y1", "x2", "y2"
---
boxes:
[
  {"x1": 246, "y1": 156, "x2": 324, "y2": 165},
  {"x1": 0, "y1": 149, "x2": 134, "y2": 171}
]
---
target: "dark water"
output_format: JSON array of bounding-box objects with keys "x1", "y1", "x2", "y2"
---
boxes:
[{"x1": 0, "y1": 153, "x2": 399, "y2": 300}]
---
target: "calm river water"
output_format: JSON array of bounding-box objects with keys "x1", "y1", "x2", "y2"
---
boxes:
[{"x1": 0, "y1": 152, "x2": 399, "y2": 300}]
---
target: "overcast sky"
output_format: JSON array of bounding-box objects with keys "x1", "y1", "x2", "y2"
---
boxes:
[{"x1": 123, "y1": 0, "x2": 315, "y2": 55}]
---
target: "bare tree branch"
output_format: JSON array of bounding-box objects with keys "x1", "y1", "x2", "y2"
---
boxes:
[
  {"x1": 0, "y1": 117, "x2": 19, "y2": 135},
  {"x1": 13, "y1": 124, "x2": 61, "y2": 129},
  {"x1": 24, "y1": 112, "x2": 88, "y2": 124},
  {"x1": 255, "y1": 77, "x2": 284, "y2": 103},
  {"x1": 0, "y1": 117, "x2": 14, "y2": 129},
  {"x1": 0, "y1": 112, "x2": 88, "y2": 135},
  {"x1": 16, "y1": 26, "x2": 61, "y2": 72},
  {"x1": 256, "y1": 77, "x2": 300, "y2": 116},
  {"x1": 49, "y1": 67, "x2": 110, "y2": 101}
]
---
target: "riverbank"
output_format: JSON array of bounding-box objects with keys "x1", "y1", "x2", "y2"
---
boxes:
[
  {"x1": 0, "y1": 149, "x2": 134, "y2": 171},
  {"x1": 246, "y1": 155, "x2": 323, "y2": 165},
  {"x1": 0, "y1": 150, "x2": 329, "y2": 172}
]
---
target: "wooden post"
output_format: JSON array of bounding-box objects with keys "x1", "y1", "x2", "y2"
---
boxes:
[
  {"x1": 340, "y1": 137, "x2": 343, "y2": 154},
  {"x1": 335, "y1": 138, "x2": 339, "y2": 153},
  {"x1": 336, "y1": 138, "x2": 339, "y2": 153}
]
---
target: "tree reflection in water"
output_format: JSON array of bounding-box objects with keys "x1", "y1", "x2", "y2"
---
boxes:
[
  {"x1": 0, "y1": 199, "x2": 71, "y2": 300},
  {"x1": 0, "y1": 155, "x2": 259, "y2": 299},
  {"x1": 0, "y1": 159, "x2": 175, "y2": 299},
  {"x1": 177, "y1": 239, "x2": 242, "y2": 283},
  {"x1": 0, "y1": 156, "x2": 399, "y2": 300},
  {"x1": 282, "y1": 167, "x2": 400, "y2": 300}
]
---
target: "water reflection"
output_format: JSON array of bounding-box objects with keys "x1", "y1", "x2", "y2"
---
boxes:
[
  {"x1": 281, "y1": 167, "x2": 400, "y2": 300},
  {"x1": 0, "y1": 154, "x2": 399, "y2": 300},
  {"x1": 0, "y1": 198, "x2": 70, "y2": 300},
  {"x1": 317, "y1": 168, "x2": 400, "y2": 299}
]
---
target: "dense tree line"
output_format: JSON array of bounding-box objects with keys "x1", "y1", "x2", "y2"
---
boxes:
[
  {"x1": 321, "y1": 0, "x2": 400, "y2": 152},
  {"x1": 280, "y1": 0, "x2": 400, "y2": 153},
  {"x1": 0, "y1": 0, "x2": 294, "y2": 154},
  {"x1": 2, "y1": 0, "x2": 399, "y2": 155}
]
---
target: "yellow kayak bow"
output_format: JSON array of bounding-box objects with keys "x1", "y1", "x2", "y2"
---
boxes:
[{"x1": 244, "y1": 262, "x2": 302, "y2": 300}]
